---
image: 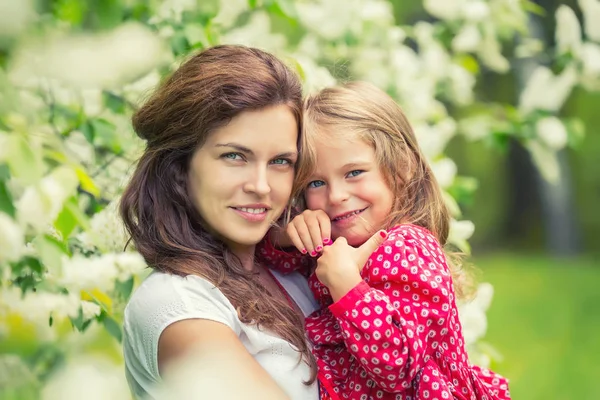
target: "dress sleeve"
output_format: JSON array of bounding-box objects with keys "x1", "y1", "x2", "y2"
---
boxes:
[
  {"x1": 255, "y1": 232, "x2": 313, "y2": 275},
  {"x1": 328, "y1": 225, "x2": 454, "y2": 393},
  {"x1": 123, "y1": 272, "x2": 241, "y2": 383}
]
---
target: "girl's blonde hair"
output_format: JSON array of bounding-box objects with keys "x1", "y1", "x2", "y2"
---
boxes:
[{"x1": 296, "y1": 81, "x2": 475, "y2": 300}]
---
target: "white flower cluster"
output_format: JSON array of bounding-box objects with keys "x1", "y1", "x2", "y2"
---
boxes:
[
  {"x1": 457, "y1": 282, "x2": 496, "y2": 367},
  {"x1": 16, "y1": 166, "x2": 79, "y2": 233},
  {"x1": 59, "y1": 252, "x2": 146, "y2": 293},
  {"x1": 9, "y1": 23, "x2": 170, "y2": 90},
  {"x1": 77, "y1": 200, "x2": 130, "y2": 254}
]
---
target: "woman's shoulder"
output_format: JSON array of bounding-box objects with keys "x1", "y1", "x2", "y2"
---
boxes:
[{"x1": 124, "y1": 271, "x2": 239, "y2": 334}]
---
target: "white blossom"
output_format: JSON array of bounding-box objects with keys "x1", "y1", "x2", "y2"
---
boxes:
[
  {"x1": 431, "y1": 158, "x2": 457, "y2": 188},
  {"x1": 519, "y1": 65, "x2": 578, "y2": 114},
  {"x1": 490, "y1": 0, "x2": 528, "y2": 34},
  {"x1": 64, "y1": 130, "x2": 96, "y2": 165},
  {"x1": 458, "y1": 115, "x2": 494, "y2": 141},
  {"x1": 0, "y1": 212, "x2": 24, "y2": 263},
  {"x1": 581, "y1": 42, "x2": 600, "y2": 77},
  {"x1": 462, "y1": 1, "x2": 490, "y2": 22},
  {"x1": 458, "y1": 283, "x2": 493, "y2": 345},
  {"x1": 555, "y1": 6, "x2": 582, "y2": 57},
  {"x1": 536, "y1": 117, "x2": 569, "y2": 150},
  {"x1": 152, "y1": 0, "x2": 197, "y2": 24},
  {"x1": 527, "y1": 140, "x2": 561, "y2": 183},
  {"x1": 448, "y1": 64, "x2": 476, "y2": 105},
  {"x1": 41, "y1": 356, "x2": 130, "y2": 400},
  {"x1": 80, "y1": 301, "x2": 102, "y2": 320},
  {"x1": 296, "y1": 0, "x2": 363, "y2": 41},
  {"x1": 114, "y1": 252, "x2": 147, "y2": 281},
  {"x1": 16, "y1": 166, "x2": 79, "y2": 232},
  {"x1": 221, "y1": 11, "x2": 287, "y2": 52},
  {"x1": 213, "y1": 0, "x2": 248, "y2": 28},
  {"x1": 452, "y1": 24, "x2": 482, "y2": 53},
  {"x1": 477, "y1": 25, "x2": 510, "y2": 73},
  {"x1": 294, "y1": 55, "x2": 336, "y2": 95},
  {"x1": 59, "y1": 254, "x2": 120, "y2": 292},
  {"x1": 449, "y1": 219, "x2": 476, "y2": 243},
  {"x1": 77, "y1": 201, "x2": 129, "y2": 253},
  {"x1": 578, "y1": 0, "x2": 600, "y2": 42},
  {"x1": 9, "y1": 23, "x2": 169, "y2": 90},
  {"x1": 0, "y1": 0, "x2": 35, "y2": 38},
  {"x1": 1, "y1": 287, "x2": 80, "y2": 324},
  {"x1": 423, "y1": 0, "x2": 466, "y2": 21},
  {"x1": 414, "y1": 119, "x2": 457, "y2": 159}
]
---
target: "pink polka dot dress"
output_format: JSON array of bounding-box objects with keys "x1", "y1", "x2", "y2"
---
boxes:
[{"x1": 259, "y1": 224, "x2": 510, "y2": 400}]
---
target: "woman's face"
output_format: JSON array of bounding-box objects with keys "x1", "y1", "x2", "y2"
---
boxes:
[{"x1": 188, "y1": 104, "x2": 298, "y2": 253}]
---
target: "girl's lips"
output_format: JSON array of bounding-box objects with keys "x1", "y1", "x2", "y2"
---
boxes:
[{"x1": 331, "y1": 207, "x2": 368, "y2": 226}]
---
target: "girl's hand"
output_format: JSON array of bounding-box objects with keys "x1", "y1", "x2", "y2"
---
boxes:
[
  {"x1": 286, "y1": 210, "x2": 331, "y2": 257},
  {"x1": 315, "y1": 230, "x2": 388, "y2": 302}
]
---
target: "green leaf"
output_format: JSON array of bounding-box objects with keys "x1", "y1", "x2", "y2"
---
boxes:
[
  {"x1": 95, "y1": 0, "x2": 123, "y2": 29},
  {"x1": 197, "y1": 0, "x2": 220, "y2": 19},
  {"x1": 184, "y1": 24, "x2": 210, "y2": 48},
  {"x1": 54, "y1": 196, "x2": 89, "y2": 239},
  {"x1": 115, "y1": 277, "x2": 135, "y2": 300},
  {"x1": 80, "y1": 121, "x2": 95, "y2": 144},
  {"x1": 522, "y1": 0, "x2": 546, "y2": 16},
  {"x1": 34, "y1": 235, "x2": 69, "y2": 275},
  {"x1": 90, "y1": 118, "x2": 121, "y2": 153},
  {"x1": 75, "y1": 167, "x2": 100, "y2": 198},
  {"x1": 102, "y1": 91, "x2": 126, "y2": 114},
  {"x1": 248, "y1": 0, "x2": 258, "y2": 8},
  {"x1": 53, "y1": 0, "x2": 88, "y2": 25},
  {"x1": 12, "y1": 256, "x2": 44, "y2": 275},
  {"x1": 70, "y1": 308, "x2": 86, "y2": 332},
  {"x1": 102, "y1": 315, "x2": 122, "y2": 343},
  {"x1": 269, "y1": 0, "x2": 298, "y2": 20},
  {"x1": 6, "y1": 135, "x2": 45, "y2": 185},
  {"x1": 565, "y1": 118, "x2": 585, "y2": 148},
  {"x1": 170, "y1": 31, "x2": 190, "y2": 56},
  {"x1": 0, "y1": 173, "x2": 16, "y2": 218}
]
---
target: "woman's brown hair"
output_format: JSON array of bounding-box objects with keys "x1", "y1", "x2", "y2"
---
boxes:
[
  {"x1": 298, "y1": 81, "x2": 475, "y2": 300},
  {"x1": 120, "y1": 45, "x2": 316, "y2": 381}
]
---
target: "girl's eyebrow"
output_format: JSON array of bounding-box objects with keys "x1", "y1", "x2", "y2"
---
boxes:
[{"x1": 341, "y1": 161, "x2": 371, "y2": 170}]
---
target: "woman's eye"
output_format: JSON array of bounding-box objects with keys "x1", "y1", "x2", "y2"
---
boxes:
[
  {"x1": 271, "y1": 158, "x2": 293, "y2": 165},
  {"x1": 347, "y1": 170, "x2": 364, "y2": 178},
  {"x1": 307, "y1": 180, "x2": 325, "y2": 189},
  {"x1": 223, "y1": 152, "x2": 243, "y2": 160}
]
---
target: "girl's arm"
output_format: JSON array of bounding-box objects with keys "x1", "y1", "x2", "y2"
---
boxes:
[
  {"x1": 327, "y1": 226, "x2": 453, "y2": 393},
  {"x1": 255, "y1": 231, "x2": 312, "y2": 274}
]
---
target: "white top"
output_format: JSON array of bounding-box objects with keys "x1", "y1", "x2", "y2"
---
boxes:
[{"x1": 123, "y1": 269, "x2": 319, "y2": 400}]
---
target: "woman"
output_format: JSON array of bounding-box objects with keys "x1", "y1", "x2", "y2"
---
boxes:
[{"x1": 120, "y1": 45, "x2": 319, "y2": 400}]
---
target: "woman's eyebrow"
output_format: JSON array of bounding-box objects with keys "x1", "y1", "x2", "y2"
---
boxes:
[{"x1": 215, "y1": 143, "x2": 253, "y2": 154}]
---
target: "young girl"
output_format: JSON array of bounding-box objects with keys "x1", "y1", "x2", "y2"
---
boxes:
[{"x1": 258, "y1": 82, "x2": 510, "y2": 400}]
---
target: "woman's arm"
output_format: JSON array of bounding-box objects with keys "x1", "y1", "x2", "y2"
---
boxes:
[{"x1": 158, "y1": 319, "x2": 291, "y2": 400}]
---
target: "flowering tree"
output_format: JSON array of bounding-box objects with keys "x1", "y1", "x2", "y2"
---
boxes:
[{"x1": 0, "y1": 0, "x2": 598, "y2": 397}]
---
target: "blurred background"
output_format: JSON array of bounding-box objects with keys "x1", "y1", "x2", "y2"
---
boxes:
[{"x1": 0, "y1": 0, "x2": 598, "y2": 399}]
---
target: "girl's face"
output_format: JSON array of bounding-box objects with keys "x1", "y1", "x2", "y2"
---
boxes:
[{"x1": 304, "y1": 131, "x2": 394, "y2": 246}]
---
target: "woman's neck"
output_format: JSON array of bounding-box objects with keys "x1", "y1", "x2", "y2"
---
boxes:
[{"x1": 229, "y1": 244, "x2": 257, "y2": 271}]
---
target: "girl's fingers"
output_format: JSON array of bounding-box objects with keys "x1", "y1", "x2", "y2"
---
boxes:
[
  {"x1": 286, "y1": 225, "x2": 308, "y2": 255},
  {"x1": 305, "y1": 215, "x2": 324, "y2": 254},
  {"x1": 316, "y1": 211, "x2": 332, "y2": 245},
  {"x1": 290, "y1": 218, "x2": 317, "y2": 256}
]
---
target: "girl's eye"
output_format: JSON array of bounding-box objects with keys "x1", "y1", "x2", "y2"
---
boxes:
[
  {"x1": 222, "y1": 152, "x2": 243, "y2": 160},
  {"x1": 346, "y1": 170, "x2": 364, "y2": 178},
  {"x1": 307, "y1": 180, "x2": 325, "y2": 189}
]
